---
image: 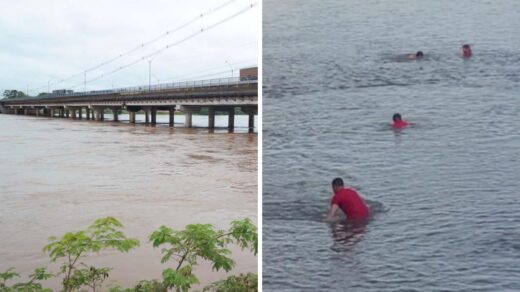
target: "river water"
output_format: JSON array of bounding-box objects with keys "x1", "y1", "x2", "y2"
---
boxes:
[
  {"x1": 0, "y1": 113, "x2": 257, "y2": 289},
  {"x1": 263, "y1": 0, "x2": 520, "y2": 291}
]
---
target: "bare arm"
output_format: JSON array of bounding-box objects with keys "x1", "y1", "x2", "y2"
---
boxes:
[{"x1": 327, "y1": 204, "x2": 339, "y2": 221}]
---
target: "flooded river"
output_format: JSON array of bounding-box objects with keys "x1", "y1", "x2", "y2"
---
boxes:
[{"x1": 0, "y1": 113, "x2": 257, "y2": 289}]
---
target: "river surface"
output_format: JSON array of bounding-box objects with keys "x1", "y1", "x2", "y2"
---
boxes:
[
  {"x1": 263, "y1": 0, "x2": 520, "y2": 291},
  {"x1": 0, "y1": 113, "x2": 257, "y2": 289}
]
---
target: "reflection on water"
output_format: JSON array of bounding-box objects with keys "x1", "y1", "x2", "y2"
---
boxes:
[
  {"x1": 0, "y1": 114, "x2": 257, "y2": 289},
  {"x1": 329, "y1": 220, "x2": 368, "y2": 253}
]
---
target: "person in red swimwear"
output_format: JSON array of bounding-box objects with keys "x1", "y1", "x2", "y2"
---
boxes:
[
  {"x1": 462, "y1": 44, "x2": 472, "y2": 58},
  {"x1": 392, "y1": 113, "x2": 409, "y2": 129},
  {"x1": 327, "y1": 178, "x2": 370, "y2": 221}
]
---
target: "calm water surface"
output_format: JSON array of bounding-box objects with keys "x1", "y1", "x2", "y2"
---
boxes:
[
  {"x1": 264, "y1": 1, "x2": 520, "y2": 291},
  {"x1": 0, "y1": 114, "x2": 257, "y2": 289}
]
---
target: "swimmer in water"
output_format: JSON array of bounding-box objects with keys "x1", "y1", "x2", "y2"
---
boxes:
[
  {"x1": 462, "y1": 44, "x2": 472, "y2": 58},
  {"x1": 408, "y1": 51, "x2": 424, "y2": 60},
  {"x1": 392, "y1": 113, "x2": 409, "y2": 129},
  {"x1": 327, "y1": 178, "x2": 370, "y2": 221}
]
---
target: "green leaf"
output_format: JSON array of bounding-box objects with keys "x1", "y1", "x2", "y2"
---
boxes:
[{"x1": 0, "y1": 267, "x2": 20, "y2": 281}]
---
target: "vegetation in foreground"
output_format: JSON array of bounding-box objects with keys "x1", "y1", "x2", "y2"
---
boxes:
[{"x1": 0, "y1": 217, "x2": 257, "y2": 292}]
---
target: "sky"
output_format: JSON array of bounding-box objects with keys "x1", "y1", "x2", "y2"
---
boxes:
[{"x1": 0, "y1": 0, "x2": 259, "y2": 95}]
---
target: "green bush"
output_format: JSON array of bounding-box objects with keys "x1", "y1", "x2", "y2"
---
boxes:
[{"x1": 2, "y1": 217, "x2": 257, "y2": 292}]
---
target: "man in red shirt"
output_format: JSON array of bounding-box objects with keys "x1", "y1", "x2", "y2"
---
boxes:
[
  {"x1": 462, "y1": 44, "x2": 472, "y2": 58},
  {"x1": 392, "y1": 113, "x2": 409, "y2": 129},
  {"x1": 327, "y1": 178, "x2": 370, "y2": 221}
]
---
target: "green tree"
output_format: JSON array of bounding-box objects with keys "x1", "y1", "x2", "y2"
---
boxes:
[
  {"x1": 2, "y1": 90, "x2": 26, "y2": 99},
  {"x1": 0, "y1": 267, "x2": 53, "y2": 292},
  {"x1": 43, "y1": 217, "x2": 140, "y2": 292},
  {"x1": 0, "y1": 267, "x2": 19, "y2": 289},
  {"x1": 202, "y1": 273, "x2": 257, "y2": 292},
  {"x1": 148, "y1": 218, "x2": 258, "y2": 292}
]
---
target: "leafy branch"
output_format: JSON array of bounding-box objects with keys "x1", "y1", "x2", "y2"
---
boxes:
[{"x1": 43, "y1": 217, "x2": 139, "y2": 292}]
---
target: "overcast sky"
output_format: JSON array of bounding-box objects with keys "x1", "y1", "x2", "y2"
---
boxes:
[{"x1": 0, "y1": 0, "x2": 259, "y2": 95}]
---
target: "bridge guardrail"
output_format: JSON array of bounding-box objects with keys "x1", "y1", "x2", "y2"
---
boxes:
[{"x1": 26, "y1": 77, "x2": 257, "y2": 100}]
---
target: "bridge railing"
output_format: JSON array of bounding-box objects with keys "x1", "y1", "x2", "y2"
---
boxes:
[{"x1": 36, "y1": 76, "x2": 257, "y2": 99}]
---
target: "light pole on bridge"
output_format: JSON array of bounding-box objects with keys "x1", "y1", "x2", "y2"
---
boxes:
[
  {"x1": 149, "y1": 59, "x2": 152, "y2": 91},
  {"x1": 225, "y1": 60, "x2": 234, "y2": 79}
]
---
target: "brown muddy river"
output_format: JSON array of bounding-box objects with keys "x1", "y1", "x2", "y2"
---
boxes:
[{"x1": 0, "y1": 113, "x2": 257, "y2": 290}]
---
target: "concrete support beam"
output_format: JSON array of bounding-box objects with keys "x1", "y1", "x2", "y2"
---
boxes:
[
  {"x1": 36, "y1": 108, "x2": 40, "y2": 117},
  {"x1": 78, "y1": 108, "x2": 82, "y2": 119},
  {"x1": 145, "y1": 109, "x2": 150, "y2": 124},
  {"x1": 129, "y1": 111, "x2": 136, "y2": 124},
  {"x1": 71, "y1": 109, "x2": 77, "y2": 119},
  {"x1": 179, "y1": 105, "x2": 200, "y2": 128},
  {"x1": 208, "y1": 107, "x2": 215, "y2": 129},
  {"x1": 185, "y1": 112, "x2": 192, "y2": 128},
  {"x1": 169, "y1": 108, "x2": 175, "y2": 127},
  {"x1": 65, "y1": 109, "x2": 70, "y2": 118},
  {"x1": 112, "y1": 108, "x2": 119, "y2": 122},
  {"x1": 24, "y1": 108, "x2": 28, "y2": 115},
  {"x1": 248, "y1": 113, "x2": 255, "y2": 133},
  {"x1": 86, "y1": 108, "x2": 91, "y2": 120},
  {"x1": 240, "y1": 106, "x2": 257, "y2": 133},
  {"x1": 151, "y1": 108, "x2": 157, "y2": 125},
  {"x1": 228, "y1": 108, "x2": 235, "y2": 131}
]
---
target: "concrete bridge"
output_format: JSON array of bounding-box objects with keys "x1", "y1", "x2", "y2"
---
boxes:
[{"x1": 0, "y1": 77, "x2": 258, "y2": 132}]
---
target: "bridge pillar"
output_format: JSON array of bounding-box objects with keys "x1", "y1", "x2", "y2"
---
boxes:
[
  {"x1": 35, "y1": 108, "x2": 40, "y2": 117},
  {"x1": 208, "y1": 107, "x2": 215, "y2": 129},
  {"x1": 24, "y1": 108, "x2": 28, "y2": 115},
  {"x1": 179, "y1": 106, "x2": 199, "y2": 128},
  {"x1": 228, "y1": 107, "x2": 235, "y2": 131},
  {"x1": 169, "y1": 108, "x2": 175, "y2": 127},
  {"x1": 78, "y1": 107, "x2": 82, "y2": 119},
  {"x1": 145, "y1": 109, "x2": 150, "y2": 124},
  {"x1": 112, "y1": 108, "x2": 119, "y2": 122},
  {"x1": 151, "y1": 108, "x2": 157, "y2": 125},
  {"x1": 248, "y1": 113, "x2": 254, "y2": 132},
  {"x1": 86, "y1": 108, "x2": 91, "y2": 120},
  {"x1": 98, "y1": 109, "x2": 105, "y2": 121},
  {"x1": 65, "y1": 109, "x2": 70, "y2": 118},
  {"x1": 71, "y1": 108, "x2": 77, "y2": 119},
  {"x1": 185, "y1": 112, "x2": 192, "y2": 128},
  {"x1": 241, "y1": 106, "x2": 257, "y2": 133}
]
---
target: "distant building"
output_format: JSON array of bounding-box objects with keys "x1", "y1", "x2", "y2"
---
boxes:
[{"x1": 240, "y1": 67, "x2": 258, "y2": 81}]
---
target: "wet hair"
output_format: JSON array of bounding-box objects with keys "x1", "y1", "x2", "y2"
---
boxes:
[
  {"x1": 332, "y1": 178, "x2": 344, "y2": 189},
  {"x1": 416, "y1": 51, "x2": 424, "y2": 58},
  {"x1": 393, "y1": 113, "x2": 402, "y2": 122},
  {"x1": 462, "y1": 44, "x2": 471, "y2": 49}
]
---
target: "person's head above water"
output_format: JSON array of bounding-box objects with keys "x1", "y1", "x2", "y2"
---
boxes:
[
  {"x1": 416, "y1": 51, "x2": 424, "y2": 58},
  {"x1": 332, "y1": 177, "x2": 344, "y2": 192},
  {"x1": 462, "y1": 44, "x2": 472, "y2": 58},
  {"x1": 392, "y1": 113, "x2": 409, "y2": 129}
]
